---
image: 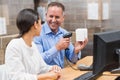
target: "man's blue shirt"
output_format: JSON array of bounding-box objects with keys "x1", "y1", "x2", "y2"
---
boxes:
[{"x1": 34, "y1": 22, "x2": 80, "y2": 68}]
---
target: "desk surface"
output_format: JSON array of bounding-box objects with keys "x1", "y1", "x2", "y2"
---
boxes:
[{"x1": 62, "y1": 56, "x2": 120, "y2": 80}]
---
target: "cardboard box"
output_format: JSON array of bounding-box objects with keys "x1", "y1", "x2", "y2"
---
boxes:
[
  {"x1": 0, "y1": 34, "x2": 18, "y2": 64},
  {"x1": 0, "y1": 49, "x2": 5, "y2": 64}
]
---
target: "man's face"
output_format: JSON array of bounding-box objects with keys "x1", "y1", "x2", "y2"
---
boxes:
[{"x1": 46, "y1": 6, "x2": 64, "y2": 33}]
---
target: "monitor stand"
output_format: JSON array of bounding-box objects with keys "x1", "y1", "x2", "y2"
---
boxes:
[{"x1": 111, "y1": 49, "x2": 120, "y2": 73}]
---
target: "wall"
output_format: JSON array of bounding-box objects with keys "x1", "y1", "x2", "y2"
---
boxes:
[
  {"x1": 0, "y1": 0, "x2": 34, "y2": 35},
  {"x1": 1, "y1": 0, "x2": 120, "y2": 35}
]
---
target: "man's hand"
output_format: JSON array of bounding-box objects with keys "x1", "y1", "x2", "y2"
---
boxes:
[
  {"x1": 56, "y1": 38, "x2": 70, "y2": 51},
  {"x1": 74, "y1": 38, "x2": 88, "y2": 54}
]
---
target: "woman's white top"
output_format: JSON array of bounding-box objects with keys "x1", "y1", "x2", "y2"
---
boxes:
[{"x1": 5, "y1": 38, "x2": 51, "y2": 80}]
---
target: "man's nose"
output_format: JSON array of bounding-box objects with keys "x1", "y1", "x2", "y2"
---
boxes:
[{"x1": 51, "y1": 17, "x2": 56, "y2": 22}]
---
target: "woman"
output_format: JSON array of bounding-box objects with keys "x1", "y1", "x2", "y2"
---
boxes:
[{"x1": 5, "y1": 8, "x2": 62, "y2": 80}]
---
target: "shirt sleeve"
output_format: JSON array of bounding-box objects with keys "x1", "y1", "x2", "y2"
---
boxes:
[
  {"x1": 36, "y1": 43, "x2": 60, "y2": 63},
  {"x1": 34, "y1": 36, "x2": 60, "y2": 63}
]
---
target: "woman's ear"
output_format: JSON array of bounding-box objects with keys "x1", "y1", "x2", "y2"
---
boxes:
[{"x1": 33, "y1": 21, "x2": 38, "y2": 29}]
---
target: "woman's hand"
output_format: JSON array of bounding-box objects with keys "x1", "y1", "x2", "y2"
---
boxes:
[
  {"x1": 37, "y1": 71, "x2": 61, "y2": 80},
  {"x1": 49, "y1": 65, "x2": 63, "y2": 80},
  {"x1": 50, "y1": 65, "x2": 62, "y2": 73}
]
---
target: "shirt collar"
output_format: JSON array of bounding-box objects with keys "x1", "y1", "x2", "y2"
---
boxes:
[{"x1": 43, "y1": 22, "x2": 63, "y2": 35}]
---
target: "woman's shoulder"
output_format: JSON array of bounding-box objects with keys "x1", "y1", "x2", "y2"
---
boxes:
[
  {"x1": 7, "y1": 38, "x2": 23, "y2": 47},
  {"x1": 10, "y1": 38, "x2": 21, "y2": 43}
]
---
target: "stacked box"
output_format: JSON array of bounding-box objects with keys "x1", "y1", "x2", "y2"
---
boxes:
[
  {"x1": 70, "y1": 31, "x2": 76, "y2": 44},
  {"x1": 0, "y1": 50, "x2": 4, "y2": 64}
]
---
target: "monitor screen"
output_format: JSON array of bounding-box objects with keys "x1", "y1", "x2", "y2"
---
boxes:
[{"x1": 93, "y1": 30, "x2": 120, "y2": 75}]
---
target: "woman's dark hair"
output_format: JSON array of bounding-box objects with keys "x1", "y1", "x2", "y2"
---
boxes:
[{"x1": 16, "y1": 8, "x2": 40, "y2": 37}]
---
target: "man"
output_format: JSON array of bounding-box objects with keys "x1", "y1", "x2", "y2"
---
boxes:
[{"x1": 34, "y1": 2, "x2": 88, "y2": 68}]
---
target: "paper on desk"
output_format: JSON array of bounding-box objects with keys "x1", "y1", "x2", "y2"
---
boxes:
[{"x1": 75, "y1": 28, "x2": 88, "y2": 41}]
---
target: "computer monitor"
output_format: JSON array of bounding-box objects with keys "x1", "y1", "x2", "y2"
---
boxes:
[
  {"x1": 93, "y1": 30, "x2": 120, "y2": 75},
  {"x1": 74, "y1": 30, "x2": 120, "y2": 80}
]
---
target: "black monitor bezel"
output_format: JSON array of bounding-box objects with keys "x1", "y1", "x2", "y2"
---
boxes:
[{"x1": 93, "y1": 30, "x2": 120, "y2": 75}]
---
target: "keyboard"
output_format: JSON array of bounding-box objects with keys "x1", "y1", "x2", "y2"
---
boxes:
[{"x1": 74, "y1": 71, "x2": 98, "y2": 80}]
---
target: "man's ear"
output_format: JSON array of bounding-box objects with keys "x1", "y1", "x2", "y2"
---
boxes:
[
  {"x1": 63, "y1": 15, "x2": 65, "y2": 21},
  {"x1": 61, "y1": 15, "x2": 65, "y2": 23},
  {"x1": 45, "y1": 13, "x2": 47, "y2": 21},
  {"x1": 45, "y1": 12, "x2": 47, "y2": 16}
]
